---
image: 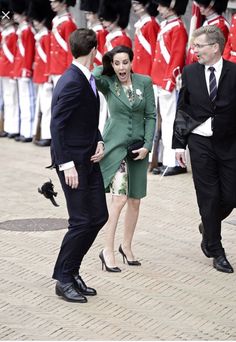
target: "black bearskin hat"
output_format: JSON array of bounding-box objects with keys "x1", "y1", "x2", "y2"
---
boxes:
[
  {"x1": 28, "y1": 0, "x2": 54, "y2": 29},
  {"x1": 51, "y1": 0, "x2": 76, "y2": 7},
  {"x1": 195, "y1": 0, "x2": 228, "y2": 14},
  {"x1": 0, "y1": 0, "x2": 13, "y2": 19},
  {"x1": 80, "y1": 0, "x2": 100, "y2": 13},
  {"x1": 10, "y1": 0, "x2": 30, "y2": 14},
  {"x1": 56, "y1": 0, "x2": 76, "y2": 6},
  {"x1": 134, "y1": 0, "x2": 159, "y2": 16},
  {"x1": 98, "y1": 0, "x2": 131, "y2": 29},
  {"x1": 152, "y1": 0, "x2": 189, "y2": 16}
]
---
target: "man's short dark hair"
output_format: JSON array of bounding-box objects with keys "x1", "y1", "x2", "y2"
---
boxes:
[{"x1": 69, "y1": 28, "x2": 97, "y2": 58}]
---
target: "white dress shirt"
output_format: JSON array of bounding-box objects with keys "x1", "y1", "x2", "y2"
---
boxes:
[
  {"x1": 192, "y1": 57, "x2": 223, "y2": 136},
  {"x1": 176, "y1": 57, "x2": 223, "y2": 152}
]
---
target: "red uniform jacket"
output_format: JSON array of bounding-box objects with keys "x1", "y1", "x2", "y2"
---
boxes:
[
  {"x1": 104, "y1": 29, "x2": 132, "y2": 53},
  {"x1": 49, "y1": 12, "x2": 77, "y2": 75},
  {"x1": 92, "y1": 23, "x2": 107, "y2": 66},
  {"x1": 187, "y1": 14, "x2": 229, "y2": 64},
  {"x1": 13, "y1": 21, "x2": 35, "y2": 78},
  {"x1": 151, "y1": 17, "x2": 188, "y2": 92},
  {"x1": 0, "y1": 24, "x2": 17, "y2": 77},
  {"x1": 223, "y1": 14, "x2": 236, "y2": 63},
  {"x1": 206, "y1": 14, "x2": 229, "y2": 41},
  {"x1": 133, "y1": 15, "x2": 160, "y2": 76},
  {"x1": 33, "y1": 28, "x2": 51, "y2": 84}
]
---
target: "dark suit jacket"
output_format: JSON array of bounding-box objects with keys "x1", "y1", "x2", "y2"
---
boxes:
[
  {"x1": 173, "y1": 59, "x2": 236, "y2": 149},
  {"x1": 50, "y1": 64, "x2": 102, "y2": 166}
]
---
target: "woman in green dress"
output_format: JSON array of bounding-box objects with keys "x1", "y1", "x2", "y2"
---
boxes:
[{"x1": 93, "y1": 45, "x2": 156, "y2": 272}]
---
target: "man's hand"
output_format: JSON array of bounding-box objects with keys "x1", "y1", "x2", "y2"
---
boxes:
[
  {"x1": 175, "y1": 151, "x2": 186, "y2": 168},
  {"x1": 133, "y1": 147, "x2": 149, "y2": 160},
  {"x1": 64, "y1": 166, "x2": 79, "y2": 189},
  {"x1": 90, "y1": 142, "x2": 105, "y2": 163}
]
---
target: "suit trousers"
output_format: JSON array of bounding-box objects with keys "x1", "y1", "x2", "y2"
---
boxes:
[
  {"x1": 52, "y1": 162, "x2": 108, "y2": 283},
  {"x1": 188, "y1": 133, "x2": 236, "y2": 256}
]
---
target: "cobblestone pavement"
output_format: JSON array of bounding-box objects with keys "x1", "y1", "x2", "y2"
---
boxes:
[{"x1": 0, "y1": 138, "x2": 236, "y2": 341}]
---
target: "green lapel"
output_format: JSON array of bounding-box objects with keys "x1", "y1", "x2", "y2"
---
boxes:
[
  {"x1": 131, "y1": 74, "x2": 144, "y2": 110},
  {"x1": 110, "y1": 76, "x2": 131, "y2": 108},
  {"x1": 109, "y1": 74, "x2": 145, "y2": 109}
]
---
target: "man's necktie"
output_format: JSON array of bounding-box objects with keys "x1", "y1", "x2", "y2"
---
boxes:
[
  {"x1": 208, "y1": 66, "x2": 217, "y2": 103},
  {"x1": 89, "y1": 75, "x2": 97, "y2": 96}
]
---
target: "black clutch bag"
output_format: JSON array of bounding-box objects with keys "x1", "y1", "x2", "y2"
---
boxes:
[{"x1": 127, "y1": 140, "x2": 144, "y2": 159}]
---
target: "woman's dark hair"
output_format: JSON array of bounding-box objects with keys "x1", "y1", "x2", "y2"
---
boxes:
[{"x1": 102, "y1": 45, "x2": 134, "y2": 76}]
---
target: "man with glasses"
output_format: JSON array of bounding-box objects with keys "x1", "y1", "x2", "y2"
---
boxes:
[{"x1": 172, "y1": 25, "x2": 236, "y2": 274}]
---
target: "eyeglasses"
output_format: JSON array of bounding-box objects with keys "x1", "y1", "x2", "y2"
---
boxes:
[{"x1": 192, "y1": 42, "x2": 216, "y2": 49}]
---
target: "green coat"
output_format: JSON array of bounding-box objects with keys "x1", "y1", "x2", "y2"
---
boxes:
[{"x1": 93, "y1": 67, "x2": 156, "y2": 199}]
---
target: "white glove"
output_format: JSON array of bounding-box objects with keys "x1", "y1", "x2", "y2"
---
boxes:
[
  {"x1": 175, "y1": 74, "x2": 182, "y2": 92},
  {"x1": 44, "y1": 82, "x2": 53, "y2": 91},
  {"x1": 21, "y1": 77, "x2": 30, "y2": 82}
]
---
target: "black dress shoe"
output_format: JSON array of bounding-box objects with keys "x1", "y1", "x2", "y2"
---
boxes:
[
  {"x1": 0, "y1": 131, "x2": 8, "y2": 137},
  {"x1": 55, "y1": 281, "x2": 88, "y2": 303},
  {"x1": 163, "y1": 166, "x2": 187, "y2": 176},
  {"x1": 22, "y1": 137, "x2": 32, "y2": 142},
  {"x1": 199, "y1": 223, "x2": 211, "y2": 258},
  {"x1": 34, "y1": 139, "x2": 51, "y2": 147},
  {"x1": 213, "y1": 256, "x2": 234, "y2": 273},
  {"x1": 73, "y1": 274, "x2": 97, "y2": 296},
  {"x1": 14, "y1": 135, "x2": 24, "y2": 142},
  {"x1": 152, "y1": 165, "x2": 166, "y2": 175},
  {"x1": 8, "y1": 133, "x2": 20, "y2": 139}
]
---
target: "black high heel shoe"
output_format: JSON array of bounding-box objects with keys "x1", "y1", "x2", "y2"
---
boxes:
[
  {"x1": 118, "y1": 245, "x2": 141, "y2": 266},
  {"x1": 99, "y1": 250, "x2": 121, "y2": 272}
]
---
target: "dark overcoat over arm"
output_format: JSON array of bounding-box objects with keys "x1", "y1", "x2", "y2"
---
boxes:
[{"x1": 172, "y1": 60, "x2": 236, "y2": 149}]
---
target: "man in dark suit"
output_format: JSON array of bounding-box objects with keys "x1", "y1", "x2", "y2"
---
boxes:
[
  {"x1": 172, "y1": 25, "x2": 236, "y2": 273},
  {"x1": 50, "y1": 28, "x2": 109, "y2": 302}
]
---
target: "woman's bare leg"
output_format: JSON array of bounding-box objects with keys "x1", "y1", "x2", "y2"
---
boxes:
[
  {"x1": 103, "y1": 194, "x2": 127, "y2": 267},
  {"x1": 121, "y1": 197, "x2": 141, "y2": 260}
]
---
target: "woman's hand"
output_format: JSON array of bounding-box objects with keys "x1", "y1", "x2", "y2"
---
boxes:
[
  {"x1": 90, "y1": 142, "x2": 105, "y2": 163},
  {"x1": 133, "y1": 147, "x2": 149, "y2": 160}
]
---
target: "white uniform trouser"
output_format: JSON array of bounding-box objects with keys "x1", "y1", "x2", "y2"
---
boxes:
[
  {"x1": 2, "y1": 77, "x2": 19, "y2": 134},
  {"x1": 33, "y1": 83, "x2": 53, "y2": 139},
  {"x1": 156, "y1": 86, "x2": 178, "y2": 167},
  {"x1": 98, "y1": 91, "x2": 108, "y2": 134},
  {"x1": 18, "y1": 77, "x2": 36, "y2": 138},
  {"x1": 149, "y1": 85, "x2": 161, "y2": 163},
  {"x1": 51, "y1": 74, "x2": 62, "y2": 88},
  {"x1": 0, "y1": 78, "x2": 3, "y2": 112},
  {"x1": 0, "y1": 78, "x2": 4, "y2": 131}
]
